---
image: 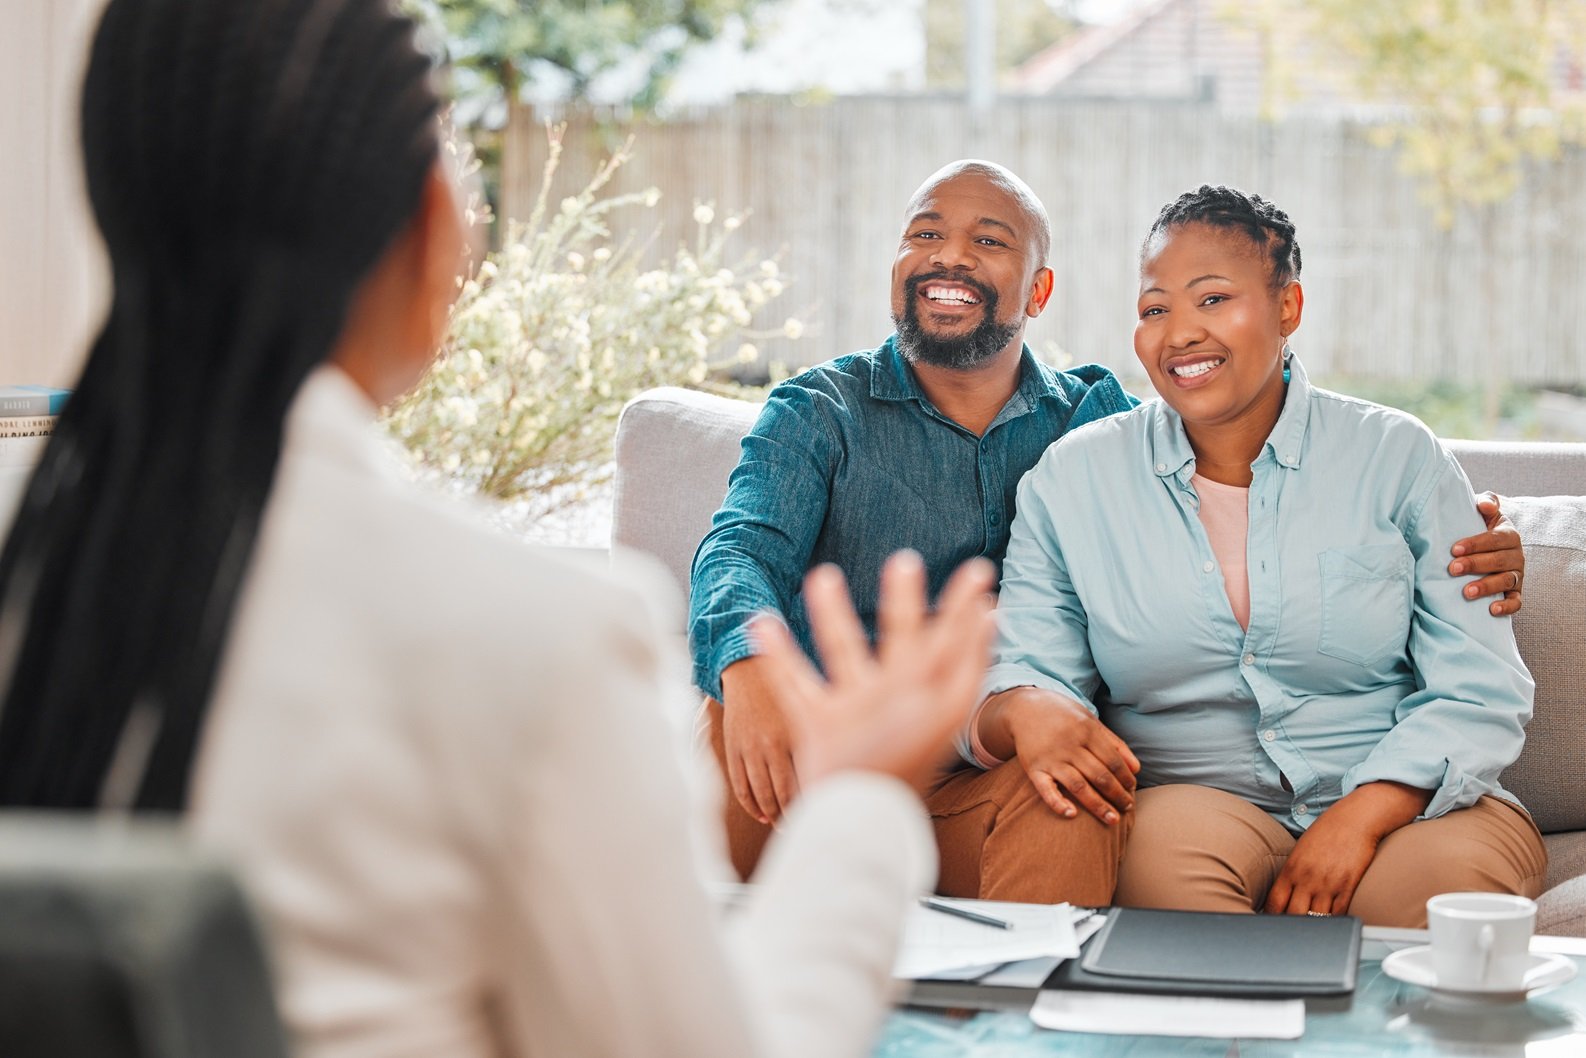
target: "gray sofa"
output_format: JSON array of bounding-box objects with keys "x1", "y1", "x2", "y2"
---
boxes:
[{"x1": 612, "y1": 385, "x2": 1586, "y2": 935}]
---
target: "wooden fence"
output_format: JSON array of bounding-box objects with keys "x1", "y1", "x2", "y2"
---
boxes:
[{"x1": 503, "y1": 97, "x2": 1586, "y2": 388}]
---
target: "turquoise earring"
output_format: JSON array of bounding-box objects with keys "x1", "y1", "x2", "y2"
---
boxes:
[{"x1": 1281, "y1": 341, "x2": 1292, "y2": 384}]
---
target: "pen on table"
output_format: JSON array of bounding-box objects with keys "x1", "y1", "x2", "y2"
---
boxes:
[{"x1": 918, "y1": 896, "x2": 1013, "y2": 930}]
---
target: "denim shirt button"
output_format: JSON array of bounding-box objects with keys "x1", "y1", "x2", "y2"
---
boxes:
[
  {"x1": 1202, "y1": 561, "x2": 1214, "y2": 573},
  {"x1": 1155, "y1": 463, "x2": 1167, "y2": 473},
  {"x1": 1295, "y1": 803, "x2": 1310, "y2": 816},
  {"x1": 1242, "y1": 653, "x2": 1256, "y2": 666}
]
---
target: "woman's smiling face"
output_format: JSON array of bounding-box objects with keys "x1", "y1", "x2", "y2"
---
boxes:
[{"x1": 1134, "y1": 221, "x2": 1303, "y2": 437}]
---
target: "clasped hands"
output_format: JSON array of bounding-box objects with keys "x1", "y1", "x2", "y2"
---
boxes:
[{"x1": 974, "y1": 686, "x2": 1139, "y2": 826}]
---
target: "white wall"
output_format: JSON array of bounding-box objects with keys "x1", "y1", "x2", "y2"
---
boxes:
[{"x1": 0, "y1": 0, "x2": 109, "y2": 388}]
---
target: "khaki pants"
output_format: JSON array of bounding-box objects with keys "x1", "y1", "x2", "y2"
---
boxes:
[
  {"x1": 703, "y1": 699, "x2": 1129, "y2": 904},
  {"x1": 1114, "y1": 784, "x2": 1548, "y2": 927}
]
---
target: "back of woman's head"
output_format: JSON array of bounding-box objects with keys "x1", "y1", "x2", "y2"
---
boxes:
[{"x1": 0, "y1": 0, "x2": 440, "y2": 811}]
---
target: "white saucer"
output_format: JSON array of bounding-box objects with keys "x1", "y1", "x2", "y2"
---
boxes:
[{"x1": 1381, "y1": 945, "x2": 1577, "y2": 1005}]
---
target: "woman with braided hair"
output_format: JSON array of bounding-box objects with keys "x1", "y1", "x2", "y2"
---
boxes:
[
  {"x1": 975, "y1": 185, "x2": 1545, "y2": 927},
  {"x1": 0, "y1": 1, "x2": 999, "y2": 1055}
]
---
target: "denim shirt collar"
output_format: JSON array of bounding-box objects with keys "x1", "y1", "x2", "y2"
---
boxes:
[
  {"x1": 1148, "y1": 352, "x2": 1315, "y2": 482},
  {"x1": 871, "y1": 333, "x2": 1063, "y2": 428}
]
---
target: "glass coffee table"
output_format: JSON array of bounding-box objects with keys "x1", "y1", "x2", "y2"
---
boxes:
[{"x1": 877, "y1": 929, "x2": 1586, "y2": 1056}]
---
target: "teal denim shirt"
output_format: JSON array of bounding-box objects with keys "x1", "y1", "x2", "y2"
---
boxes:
[{"x1": 688, "y1": 335, "x2": 1138, "y2": 699}]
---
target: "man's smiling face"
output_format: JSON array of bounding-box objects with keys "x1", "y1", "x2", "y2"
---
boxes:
[{"x1": 889, "y1": 169, "x2": 1051, "y2": 371}]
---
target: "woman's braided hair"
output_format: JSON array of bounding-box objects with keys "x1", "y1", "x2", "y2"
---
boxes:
[
  {"x1": 0, "y1": 0, "x2": 440, "y2": 811},
  {"x1": 1144, "y1": 184, "x2": 1302, "y2": 290}
]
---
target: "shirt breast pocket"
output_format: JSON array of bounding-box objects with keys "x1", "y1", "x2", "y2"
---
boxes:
[{"x1": 1317, "y1": 545, "x2": 1412, "y2": 668}]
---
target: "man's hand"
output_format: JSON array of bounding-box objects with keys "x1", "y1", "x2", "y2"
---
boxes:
[
  {"x1": 1264, "y1": 781, "x2": 1430, "y2": 916},
  {"x1": 721, "y1": 656, "x2": 800, "y2": 825},
  {"x1": 976, "y1": 687, "x2": 1138, "y2": 825},
  {"x1": 753, "y1": 552, "x2": 996, "y2": 794},
  {"x1": 1449, "y1": 492, "x2": 1525, "y2": 617}
]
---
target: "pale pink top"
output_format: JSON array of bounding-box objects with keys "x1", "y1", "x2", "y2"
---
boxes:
[{"x1": 1192, "y1": 473, "x2": 1251, "y2": 631}]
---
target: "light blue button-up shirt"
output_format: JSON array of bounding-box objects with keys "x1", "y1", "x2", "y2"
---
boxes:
[{"x1": 984, "y1": 356, "x2": 1534, "y2": 830}]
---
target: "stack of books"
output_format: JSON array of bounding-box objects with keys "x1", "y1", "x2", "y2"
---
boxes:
[{"x1": 1, "y1": 385, "x2": 69, "y2": 467}]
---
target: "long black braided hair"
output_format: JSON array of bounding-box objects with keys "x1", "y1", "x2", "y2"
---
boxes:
[
  {"x1": 0, "y1": 0, "x2": 441, "y2": 811},
  {"x1": 1143, "y1": 184, "x2": 1303, "y2": 289}
]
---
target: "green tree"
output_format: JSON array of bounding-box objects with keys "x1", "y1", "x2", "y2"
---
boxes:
[
  {"x1": 403, "y1": 0, "x2": 769, "y2": 246},
  {"x1": 406, "y1": 0, "x2": 767, "y2": 116},
  {"x1": 1233, "y1": 0, "x2": 1586, "y2": 426},
  {"x1": 1235, "y1": 0, "x2": 1586, "y2": 226}
]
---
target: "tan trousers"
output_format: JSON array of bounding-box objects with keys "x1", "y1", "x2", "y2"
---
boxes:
[
  {"x1": 1114, "y1": 784, "x2": 1548, "y2": 927},
  {"x1": 704, "y1": 699, "x2": 1129, "y2": 904}
]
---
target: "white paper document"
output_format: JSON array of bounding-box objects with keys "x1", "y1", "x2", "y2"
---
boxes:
[
  {"x1": 1030, "y1": 990, "x2": 1305, "y2": 1040},
  {"x1": 976, "y1": 955, "x2": 1062, "y2": 988},
  {"x1": 892, "y1": 900, "x2": 1083, "y2": 979}
]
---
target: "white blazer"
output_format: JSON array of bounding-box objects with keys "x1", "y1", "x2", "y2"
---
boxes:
[{"x1": 189, "y1": 367, "x2": 934, "y2": 1058}]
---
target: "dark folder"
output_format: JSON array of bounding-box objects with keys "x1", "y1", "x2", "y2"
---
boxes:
[{"x1": 1044, "y1": 908, "x2": 1361, "y2": 999}]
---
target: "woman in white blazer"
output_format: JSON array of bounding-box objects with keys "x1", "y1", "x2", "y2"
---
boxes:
[{"x1": 0, "y1": 2, "x2": 995, "y2": 1056}]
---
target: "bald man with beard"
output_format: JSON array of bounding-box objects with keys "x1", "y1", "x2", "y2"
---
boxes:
[{"x1": 689, "y1": 160, "x2": 1138, "y2": 901}]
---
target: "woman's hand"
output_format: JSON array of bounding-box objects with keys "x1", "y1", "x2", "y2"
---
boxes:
[
  {"x1": 1449, "y1": 492, "x2": 1525, "y2": 617},
  {"x1": 752, "y1": 551, "x2": 997, "y2": 793},
  {"x1": 977, "y1": 687, "x2": 1139, "y2": 825},
  {"x1": 1264, "y1": 781, "x2": 1432, "y2": 916},
  {"x1": 1262, "y1": 809, "x2": 1378, "y2": 917}
]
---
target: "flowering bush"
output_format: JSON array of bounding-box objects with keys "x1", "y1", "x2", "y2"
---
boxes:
[{"x1": 384, "y1": 127, "x2": 801, "y2": 525}]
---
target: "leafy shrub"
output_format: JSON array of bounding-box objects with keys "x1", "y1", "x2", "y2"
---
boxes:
[{"x1": 384, "y1": 128, "x2": 800, "y2": 524}]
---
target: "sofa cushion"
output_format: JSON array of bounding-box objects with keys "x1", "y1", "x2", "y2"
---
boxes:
[
  {"x1": 1497, "y1": 495, "x2": 1586, "y2": 835},
  {"x1": 1538, "y1": 874, "x2": 1586, "y2": 937},
  {"x1": 1542, "y1": 832, "x2": 1586, "y2": 895}
]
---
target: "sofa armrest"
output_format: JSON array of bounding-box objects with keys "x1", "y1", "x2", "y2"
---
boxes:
[{"x1": 612, "y1": 388, "x2": 762, "y2": 623}]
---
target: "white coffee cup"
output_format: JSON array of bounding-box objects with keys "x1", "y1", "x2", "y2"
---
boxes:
[{"x1": 1426, "y1": 892, "x2": 1536, "y2": 990}]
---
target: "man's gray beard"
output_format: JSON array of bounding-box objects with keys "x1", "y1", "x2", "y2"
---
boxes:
[{"x1": 893, "y1": 309, "x2": 1022, "y2": 371}]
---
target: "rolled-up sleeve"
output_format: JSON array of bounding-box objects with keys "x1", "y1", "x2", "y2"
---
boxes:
[
  {"x1": 1342, "y1": 449, "x2": 1535, "y2": 818},
  {"x1": 688, "y1": 383, "x2": 840, "y2": 699}
]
